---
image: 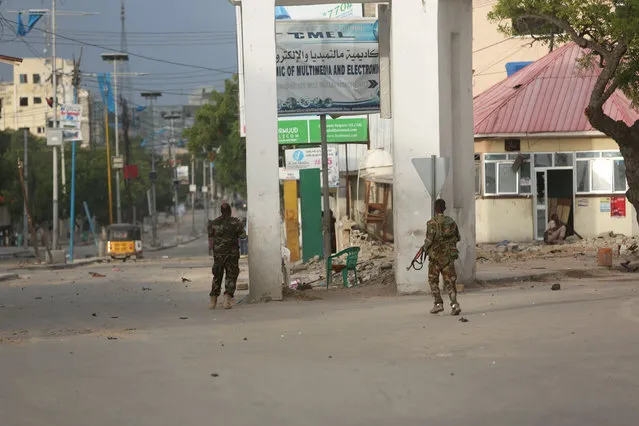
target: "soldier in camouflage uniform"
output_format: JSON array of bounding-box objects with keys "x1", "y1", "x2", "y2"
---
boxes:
[
  {"x1": 423, "y1": 199, "x2": 462, "y2": 316},
  {"x1": 209, "y1": 203, "x2": 247, "y2": 310}
]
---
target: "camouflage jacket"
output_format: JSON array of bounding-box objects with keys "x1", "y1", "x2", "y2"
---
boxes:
[
  {"x1": 209, "y1": 216, "x2": 247, "y2": 256},
  {"x1": 424, "y1": 214, "x2": 460, "y2": 264}
]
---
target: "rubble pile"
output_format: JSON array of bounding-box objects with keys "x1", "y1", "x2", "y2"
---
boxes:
[
  {"x1": 288, "y1": 228, "x2": 395, "y2": 288},
  {"x1": 477, "y1": 231, "x2": 639, "y2": 263}
]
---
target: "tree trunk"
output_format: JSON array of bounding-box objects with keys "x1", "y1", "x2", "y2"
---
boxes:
[
  {"x1": 618, "y1": 133, "x2": 639, "y2": 226},
  {"x1": 586, "y1": 106, "x2": 639, "y2": 225}
]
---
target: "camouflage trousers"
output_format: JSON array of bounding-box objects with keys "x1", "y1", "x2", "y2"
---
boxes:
[
  {"x1": 210, "y1": 254, "x2": 240, "y2": 297},
  {"x1": 428, "y1": 260, "x2": 458, "y2": 305}
]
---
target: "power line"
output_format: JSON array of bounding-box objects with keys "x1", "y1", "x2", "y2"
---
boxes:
[{"x1": 0, "y1": 15, "x2": 237, "y2": 74}]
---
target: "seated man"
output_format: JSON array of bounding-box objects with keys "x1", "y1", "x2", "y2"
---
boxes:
[{"x1": 544, "y1": 214, "x2": 567, "y2": 244}]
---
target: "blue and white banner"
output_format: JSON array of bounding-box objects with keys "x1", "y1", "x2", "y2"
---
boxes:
[
  {"x1": 276, "y1": 19, "x2": 380, "y2": 115},
  {"x1": 276, "y1": 4, "x2": 363, "y2": 20},
  {"x1": 60, "y1": 104, "x2": 83, "y2": 142}
]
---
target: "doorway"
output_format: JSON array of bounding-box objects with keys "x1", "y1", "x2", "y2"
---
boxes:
[{"x1": 534, "y1": 168, "x2": 574, "y2": 240}]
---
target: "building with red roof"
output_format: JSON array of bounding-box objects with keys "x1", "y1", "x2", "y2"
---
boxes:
[{"x1": 473, "y1": 42, "x2": 639, "y2": 242}]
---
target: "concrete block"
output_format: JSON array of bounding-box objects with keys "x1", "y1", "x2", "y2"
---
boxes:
[{"x1": 46, "y1": 249, "x2": 67, "y2": 265}]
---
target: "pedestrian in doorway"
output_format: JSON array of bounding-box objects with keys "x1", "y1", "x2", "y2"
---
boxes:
[
  {"x1": 423, "y1": 199, "x2": 462, "y2": 316},
  {"x1": 208, "y1": 203, "x2": 247, "y2": 310},
  {"x1": 544, "y1": 213, "x2": 566, "y2": 244}
]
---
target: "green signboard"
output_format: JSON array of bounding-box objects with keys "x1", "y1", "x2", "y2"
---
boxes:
[{"x1": 278, "y1": 118, "x2": 368, "y2": 145}]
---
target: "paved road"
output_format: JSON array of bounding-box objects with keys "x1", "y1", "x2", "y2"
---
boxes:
[{"x1": 1, "y1": 260, "x2": 638, "y2": 425}]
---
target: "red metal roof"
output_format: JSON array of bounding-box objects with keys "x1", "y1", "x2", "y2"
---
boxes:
[{"x1": 474, "y1": 42, "x2": 639, "y2": 136}]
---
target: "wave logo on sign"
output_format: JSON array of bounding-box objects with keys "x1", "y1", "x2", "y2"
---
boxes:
[{"x1": 292, "y1": 150, "x2": 305, "y2": 161}]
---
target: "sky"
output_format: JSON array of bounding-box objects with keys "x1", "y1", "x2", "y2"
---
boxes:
[{"x1": 0, "y1": 0, "x2": 239, "y2": 105}]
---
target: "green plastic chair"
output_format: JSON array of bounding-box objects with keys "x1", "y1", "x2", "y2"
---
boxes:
[{"x1": 327, "y1": 246, "x2": 360, "y2": 288}]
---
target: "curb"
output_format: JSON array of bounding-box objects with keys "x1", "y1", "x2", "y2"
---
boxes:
[
  {"x1": 0, "y1": 273, "x2": 19, "y2": 282},
  {"x1": 9, "y1": 257, "x2": 109, "y2": 272},
  {"x1": 473, "y1": 267, "x2": 605, "y2": 287},
  {"x1": 144, "y1": 234, "x2": 203, "y2": 252}
]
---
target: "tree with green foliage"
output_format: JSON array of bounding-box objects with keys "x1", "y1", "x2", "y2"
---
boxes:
[
  {"x1": 0, "y1": 128, "x2": 176, "y2": 231},
  {"x1": 184, "y1": 75, "x2": 246, "y2": 197},
  {"x1": 489, "y1": 0, "x2": 639, "y2": 222}
]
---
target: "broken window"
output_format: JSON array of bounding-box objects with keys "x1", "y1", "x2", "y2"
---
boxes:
[
  {"x1": 19, "y1": 74, "x2": 28, "y2": 84},
  {"x1": 32, "y1": 74, "x2": 41, "y2": 84},
  {"x1": 483, "y1": 153, "x2": 531, "y2": 196},
  {"x1": 20, "y1": 97, "x2": 28, "y2": 107},
  {"x1": 474, "y1": 160, "x2": 481, "y2": 195}
]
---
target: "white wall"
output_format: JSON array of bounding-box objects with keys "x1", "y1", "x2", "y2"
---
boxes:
[
  {"x1": 476, "y1": 198, "x2": 534, "y2": 243},
  {"x1": 574, "y1": 198, "x2": 638, "y2": 238}
]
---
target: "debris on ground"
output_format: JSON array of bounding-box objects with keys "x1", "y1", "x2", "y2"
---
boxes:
[
  {"x1": 181, "y1": 277, "x2": 192, "y2": 283},
  {"x1": 551, "y1": 284, "x2": 561, "y2": 291},
  {"x1": 287, "y1": 227, "x2": 395, "y2": 289},
  {"x1": 481, "y1": 231, "x2": 639, "y2": 265},
  {"x1": 620, "y1": 261, "x2": 639, "y2": 272},
  {"x1": 282, "y1": 285, "x2": 322, "y2": 301},
  {"x1": 210, "y1": 373, "x2": 219, "y2": 377},
  {"x1": 107, "y1": 336, "x2": 118, "y2": 340},
  {"x1": 459, "y1": 317, "x2": 469, "y2": 323},
  {"x1": 179, "y1": 317, "x2": 188, "y2": 320},
  {"x1": 142, "y1": 287, "x2": 152, "y2": 291},
  {"x1": 89, "y1": 272, "x2": 106, "y2": 278}
]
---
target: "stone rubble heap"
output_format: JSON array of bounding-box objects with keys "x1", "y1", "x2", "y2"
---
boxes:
[
  {"x1": 289, "y1": 228, "x2": 395, "y2": 288},
  {"x1": 477, "y1": 231, "x2": 639, "y2": 263}
]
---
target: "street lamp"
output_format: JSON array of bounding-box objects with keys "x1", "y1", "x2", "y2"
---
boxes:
[
  {"x1": 101, "y1": 52, "x2": 129, "y2": 224},
  {"x1": 141, "y1": 91, "x2": 162, "y2": 247},
  {"x1": 163, "y1": 112, "x2": 182, "y2": 241}
]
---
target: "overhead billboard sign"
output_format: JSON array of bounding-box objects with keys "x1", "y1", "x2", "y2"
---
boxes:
[
  {"x1": 278, "y1": 117, "x2": 368, "y2": 145},
  {"x1": 285, "y1": 147, "x2": 339, "y2": 188},
  {"x1": 276, "y1": 19, "x2": 380, "y2": 116}
]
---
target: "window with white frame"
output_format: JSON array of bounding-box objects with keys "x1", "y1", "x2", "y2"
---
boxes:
[
  {"x1": 474, "y1": 154, "x2": 481, "y2": 195},
  {"x1": 483, "y1": 153, "x2": 531, "y2": 195},
  {"x1": 576, "y1": 151, "x2": 627, "y2": 194}
]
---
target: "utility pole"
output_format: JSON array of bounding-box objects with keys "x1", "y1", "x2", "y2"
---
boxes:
[
  {"x1": 203, "y1": 159, "x2": 208, "y2": 229},
  {"x1": 23, "y1": 128, "x2": 28, "y2": 248},
  {"x1": 100, "y1": 53, "x2": 129, "y2": 224},
  {"x1": 191, "y1": 155, "x2": 196, "y2": 236},
  {"x1": 51, "y1": 0, "x2": 59, "y2": 250},
  {"x1": 164, "y1": 113, "x2": 181, "y2": 241},
  {"x1": 141, "y1": 91, "x2": 161, "y2": 247}
]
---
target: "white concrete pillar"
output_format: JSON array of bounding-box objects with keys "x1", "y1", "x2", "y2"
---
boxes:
[
  {"x1": 391, "y1": 0, "x2": 475, "y2": 294},
  {"x1": 241, "y1": 0, "x2": 283, "y2": 301},
  {"x1": 439, "y1": 0, "x2": 476, "y2": 284}
]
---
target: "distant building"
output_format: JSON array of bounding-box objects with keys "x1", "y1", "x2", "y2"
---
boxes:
[
  {"x1": 188, "y1": 86, "x2": 217, "y2": 106},
  {"x1": 0, "y1": 57, "x2": 92, "y2": 147}
]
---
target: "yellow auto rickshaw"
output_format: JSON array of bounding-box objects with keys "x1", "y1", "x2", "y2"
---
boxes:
[{"x1": 107, "y1": 223, "x2": 143, "y2": 260}]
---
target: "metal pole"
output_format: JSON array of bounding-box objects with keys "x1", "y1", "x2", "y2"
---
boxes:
[
  {"x1": 52, "y1": 0, "x2": 59, "y2": 250},
  {"x1": 113, "y1": 60, "x2": 122, "y2": 223},
  {"x1": 105, "y1": 106, "x2": 114, "y2": 224},
  {"x1": 150, "y1": 98, "x2": 158, "y2": 247},
  {"x1": 23, "y1": 128, "x2": 28, "y2": 248},
  {"x1": 203, "y1": 159, "x2": 208, "y2": 227},
  {"x1": 69, "y1": 86, "x2": 78, "y2": 263},
  {"x1": 170, "y1": 118, "x2": 179, "y2": 240},
  {"x1": 320, "y1": 115, "x2": 332, "y2": 290},
  {"x1": 191, "y1": 156, "x2": 196, "y2": 235}
]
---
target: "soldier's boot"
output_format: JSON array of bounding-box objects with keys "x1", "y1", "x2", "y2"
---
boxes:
[
  {"x1": 430, "y1": 303, "x2": 444, "y2": 314},
  {"x1": 450, "y1": 303, "x2": 461, "y2": 316},
  {"x1": 209, "y1": 296, "x2": 218, "y2": 310},
  {"x1": 223, "y1": 294, "x2": 233, "y2": 310}
]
